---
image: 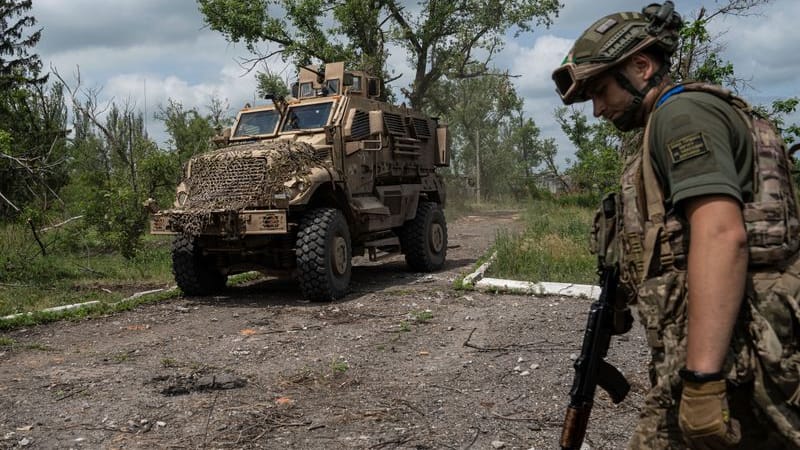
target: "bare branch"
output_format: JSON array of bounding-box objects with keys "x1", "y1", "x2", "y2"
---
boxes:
[
  {"x1": 39, "y1": 215, "x2": 84, "y2": 232},
  {"x1": 0, "y1": 190, "x2": 21, "y2": 212}
]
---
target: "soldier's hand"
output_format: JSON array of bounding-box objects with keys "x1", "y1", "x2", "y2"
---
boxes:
[{"x1": 678, "y1": 379, "x2": 741, "y2": 449}]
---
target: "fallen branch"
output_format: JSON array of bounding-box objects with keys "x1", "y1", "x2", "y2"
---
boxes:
[{"x1": 40, "y1": 215, "x2": 84, "y2": 232}]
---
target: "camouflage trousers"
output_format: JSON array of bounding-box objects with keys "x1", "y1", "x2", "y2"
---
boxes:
[{"x1": 627, "y1": 266, "x2": 800, "y2": 450}]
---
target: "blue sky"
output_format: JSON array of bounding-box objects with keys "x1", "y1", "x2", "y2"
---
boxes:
[{"x1": 31, "y1": 0, "x2": 800, "y2": 166}]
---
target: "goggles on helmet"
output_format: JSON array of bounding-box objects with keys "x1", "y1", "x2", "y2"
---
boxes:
[
  {"x1": 552, "y1": 2, "x2": 682, "y2": 105},
  {"x1": 552, "y1": 61, "x2": 610, "y2": 105}
]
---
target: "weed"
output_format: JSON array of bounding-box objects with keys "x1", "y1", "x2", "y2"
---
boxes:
[
  {"x1": 330, "y1": 359, "x2": 349, "y2": 373},
  {"x1": 112, "y1": 352, "x2": 130, "y2": 363},
  {"x1": 161, "y1": 358, "x2": 179, "y2": 368},
  {"x1": 398, "y1": 321, "x2": 411, "y2": 332},
  {"x1": 411, "y1": 310, "x2": 433, "y2": 323},
  {"x1": 0, "y1": 336, "x2": 14, "y2": 347}
]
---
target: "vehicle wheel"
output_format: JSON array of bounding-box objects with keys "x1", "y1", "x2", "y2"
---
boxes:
[
  {"x1": 296, "y1": 208, "x2": 352, "y2": 301},
  {"x1": 172, "y1": 234, "x2": 227, "y2": 296},
  {"x1": 400, "y1": 201, "x2": 447, "y2": 272}
]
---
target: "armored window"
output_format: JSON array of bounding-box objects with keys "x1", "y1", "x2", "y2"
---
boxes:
[
  {"x1": 282, "y1": 102, "x2": 334, "y2": 131},
  {"x1": 326, "y1": 79, "x2": 340, "y2": 94},
  {"x1": 299, "y1": 82, "x2": 313, "y2": 98},
  {"x1": 350, "y1": 76, "x2": 362, "y2": 92},
  {"x1": 233, "y1": 109, "x2": 280, "y2": 137}
]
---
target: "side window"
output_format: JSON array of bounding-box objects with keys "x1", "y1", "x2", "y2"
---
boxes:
[
  {"x1": 326, "y1": 79, "x2": 340, "y2": 94},
  {"x1": 299, "y1": 82, "x2": 313, "y2": 98},
  {"x1": 350, "y1": 76, "x2": 362, "y2": 92}
]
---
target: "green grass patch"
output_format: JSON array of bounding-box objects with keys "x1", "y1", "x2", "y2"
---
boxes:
[
  {"x1": 410, "y1": 309, "x2": 433, "y2": 323},
  {"x1": 487, "y1": 199, "x2": 597, "y2": 284},
  {"x1": 0, "y1": 241, "x2": 174, "y2": 317},
  {"x1": 330, "y1": 359, "x2": 349, "y2": 373}
]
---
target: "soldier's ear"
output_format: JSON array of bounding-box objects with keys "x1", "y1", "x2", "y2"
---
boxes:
[{"x1": 629, "y1": 53, "x2": 658, "y2": 81}]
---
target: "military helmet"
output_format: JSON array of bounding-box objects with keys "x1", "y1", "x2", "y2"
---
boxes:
[{"x1": 552, "y1": 2, "x2": 683, "y2": 105}]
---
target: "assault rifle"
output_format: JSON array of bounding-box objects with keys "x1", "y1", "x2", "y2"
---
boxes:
[{"x1": 559, "y1": 194, "x2": 632, "y2": 449}]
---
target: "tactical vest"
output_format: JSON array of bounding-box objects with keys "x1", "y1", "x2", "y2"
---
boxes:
[{"x1": 617, "y1": 82, "x2": 800, "y2": 289}]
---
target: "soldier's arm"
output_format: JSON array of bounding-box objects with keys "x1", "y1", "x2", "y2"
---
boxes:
[{"x1": 683, "y1": 195, "x2": 748, "y2": 373}]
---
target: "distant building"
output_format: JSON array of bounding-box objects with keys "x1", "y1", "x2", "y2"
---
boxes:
[{"x1": 533, "y1": 171, "x2": 570, "y2": 194}]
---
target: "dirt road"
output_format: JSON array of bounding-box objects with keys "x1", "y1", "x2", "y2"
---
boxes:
[{"x1": 0, "y1": 210, "x2": 650, "y2": 449}]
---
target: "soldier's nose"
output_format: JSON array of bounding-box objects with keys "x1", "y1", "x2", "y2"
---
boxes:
[{"x1": 592, "y1": 99, "x2": 605, "y2": 118}]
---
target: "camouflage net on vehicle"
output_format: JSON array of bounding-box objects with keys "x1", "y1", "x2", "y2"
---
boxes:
[{"x1": 168, "y1": 141, "x2": 325, "y2": 235}]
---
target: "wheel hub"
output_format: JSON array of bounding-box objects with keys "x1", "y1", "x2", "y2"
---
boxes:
[
  {"x1": 430, "y1": 223, "x2": 444, "y2": 253},
  {"x1": 332, "y1": 235, "x2": 348, "y2": 275}
]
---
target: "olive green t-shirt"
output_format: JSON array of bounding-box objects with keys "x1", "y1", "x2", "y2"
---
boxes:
[{"x1": 648, "y1": 90, "x2": 753, "y2": 212}]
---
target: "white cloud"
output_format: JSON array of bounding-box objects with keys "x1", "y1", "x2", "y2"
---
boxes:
[{"x1": 511, "y1": 35, "x2": 574, "y2": 98}]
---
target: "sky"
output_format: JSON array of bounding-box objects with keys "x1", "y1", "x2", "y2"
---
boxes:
[{"x1": 30, "y1": 0, "x2": 800, "y2": 167}]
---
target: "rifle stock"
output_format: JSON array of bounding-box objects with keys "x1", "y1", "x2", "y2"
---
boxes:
[{"x1": 559, "y1": 266, "x2": 631, "y2": 450}]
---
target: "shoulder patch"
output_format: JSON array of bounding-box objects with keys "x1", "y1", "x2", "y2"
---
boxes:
[{"x1": 667, "y1": 132, "x2": 709, "y2": 165}]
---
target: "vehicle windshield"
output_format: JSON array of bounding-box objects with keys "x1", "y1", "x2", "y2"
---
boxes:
[
  {"x1": 233, "y1": 109, "x2": 279, "y2": 137},
  {"x1": 282, "y1": 102, "x2": 333, "y2": 131}
]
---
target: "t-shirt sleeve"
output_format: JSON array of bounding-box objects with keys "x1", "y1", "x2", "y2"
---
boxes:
[{"x1": 648, "y1": 94, "x2": 743, "y2": 208}]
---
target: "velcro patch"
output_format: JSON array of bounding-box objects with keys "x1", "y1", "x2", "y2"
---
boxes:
[
  {"x1": 668, "y1": 132, "x2": 709, "y2": 165},
  {"x1": 595, "y1": 18, "x2": 617, "y2": 34}
]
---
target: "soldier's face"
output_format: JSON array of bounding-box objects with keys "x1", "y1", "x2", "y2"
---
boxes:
[{"x1": 586, "y1": 73, "x2": 633, "y2": 123}]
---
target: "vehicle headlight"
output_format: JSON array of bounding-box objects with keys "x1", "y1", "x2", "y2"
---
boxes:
[
  {"x1": 174, "y1": 183, "x2": 189, "y2": 208},
  {"x1": 278, "y1": 180, "x2": 307, "y2": 201}
]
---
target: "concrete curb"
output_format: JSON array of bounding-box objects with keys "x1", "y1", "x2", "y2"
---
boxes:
[{"x1": 463, "y1": 253, "x2": 600, "y2": 300}]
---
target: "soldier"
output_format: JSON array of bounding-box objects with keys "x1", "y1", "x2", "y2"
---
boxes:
[{"x1": 552, "y1": 2, "x2": 800, "y2": 449}]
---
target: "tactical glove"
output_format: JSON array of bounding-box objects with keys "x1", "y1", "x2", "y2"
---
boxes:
[{"x1": 678, "y1": 377, "x2": 741, "y2": 450}]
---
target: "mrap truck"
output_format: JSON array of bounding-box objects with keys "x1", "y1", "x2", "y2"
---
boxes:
[{"x1": 150, "y1": 62, "x2": 450, "y2": 301}]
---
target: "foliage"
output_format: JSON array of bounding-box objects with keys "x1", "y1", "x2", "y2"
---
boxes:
[
  {"x1": 256, "y1": 71, "x2": 290, "y2": 100},
  {"x1": 197, "y1": 0, "x2": 561, "y2": 109},
  {"x1": 764, "y1": 97, "x2": 800, "y2": 145},
  {"x1": 428, "y1": 74, "x2": 554, "y2": 201},
  {"x1": 0, "y1": 82, "x2": 70, "y2": 218},
  {"x1": 0, "y1": 0, "x2": 46, "y2": 89},
  {"x1": 156, "y1": 99, "x2": 216, "y2": 163},
  {"x1": 672, "y1": 1, "x2": 771, "y2": 88},
  {"x1": 556, "y1": 106, "x2": 624, "y2": 193}
]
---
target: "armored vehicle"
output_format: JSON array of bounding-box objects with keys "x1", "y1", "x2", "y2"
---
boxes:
[{"x1": 151, "y1": 62, "x2": 449, "y2": 301}]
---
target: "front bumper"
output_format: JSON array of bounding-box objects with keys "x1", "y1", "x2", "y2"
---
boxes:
[{"x1": 150, "y1": 209, "x2": 288, "y2": 235}]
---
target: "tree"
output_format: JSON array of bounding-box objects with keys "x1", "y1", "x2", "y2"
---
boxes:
[
  {"x1": 0, "y1": 81, "x2": 69, "y2": 218},
  {"x1": 197, "y1": 0, "x2": 561, "y2": 108},
  {"x1": 673, "y1": 0, "x2": 772, "y2": 88},
  {"x1": 0, "y1": 0, "x2": 64, "y2": 218},
  {"x1": 428, "y1": 73, "x2": 553, "y2": 200},
  {"x1": 56, "y1": 69, "x2": 163, "y2": 258},
  {"x1": 156, "y1": 99, "x2": 217, "y2": 164},
  {"x1": 556, "y1": 106, "x2": 624, "y2": 194},
  {"x1": 0, "y1": 0, "x2": 46, "y2": 89}
]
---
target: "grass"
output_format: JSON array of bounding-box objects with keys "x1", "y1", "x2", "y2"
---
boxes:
[
  {"x1": 486, "y1": 199, "x2": 597, "y2": 285},
  {"x1": 1, "y1": 221, "x2": 175, "y2": 317},
  {"x1": 330, "y1": 359, "x2": 349, "y2": 373}
]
